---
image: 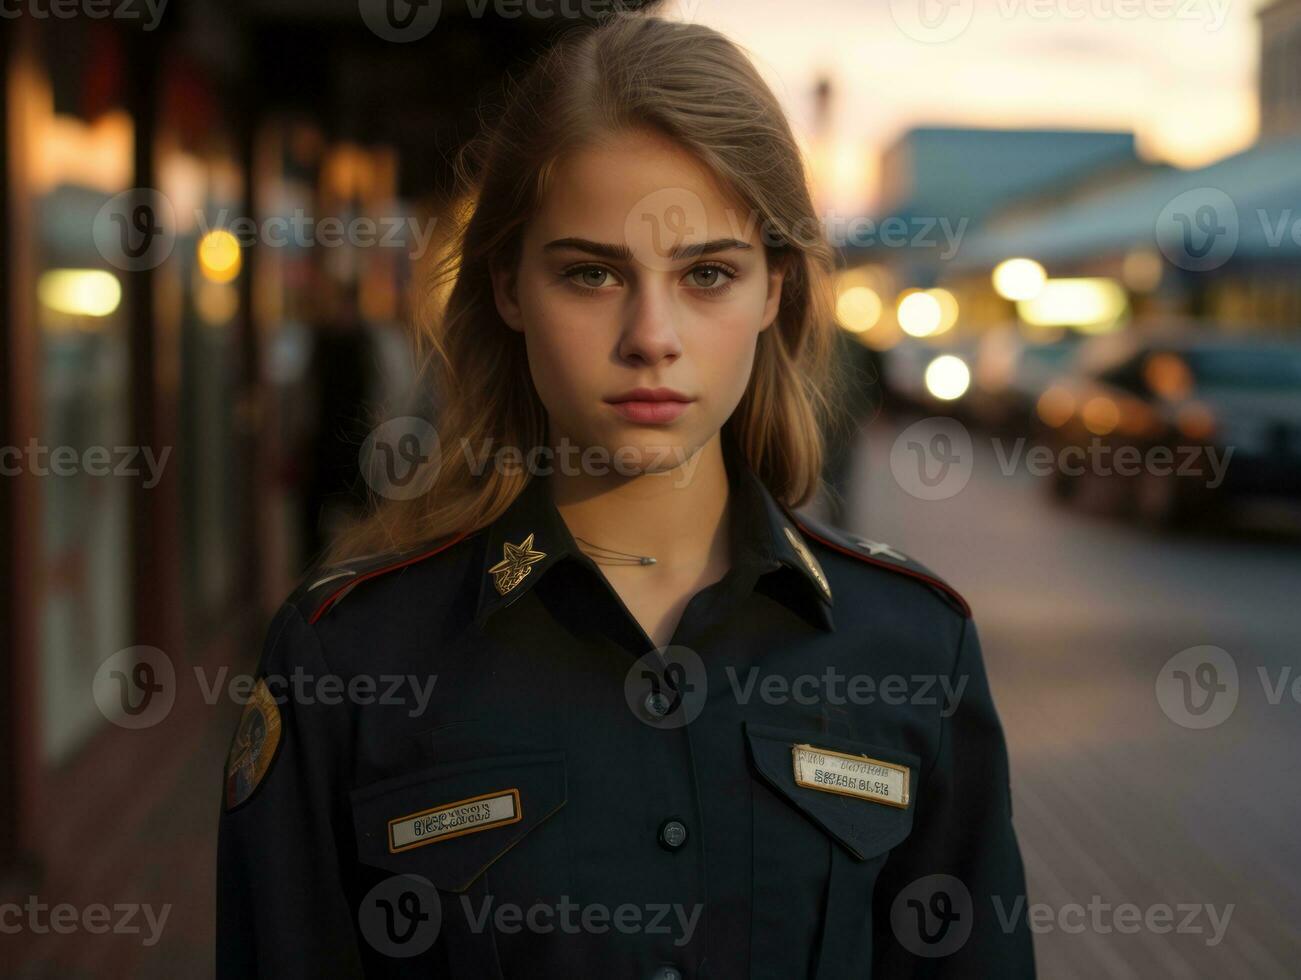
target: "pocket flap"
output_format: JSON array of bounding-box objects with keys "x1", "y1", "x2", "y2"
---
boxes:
[
  {"x1": 745, "y1": 723, "x2": 919, "y2": 860},
  {"x1": 350, "y1": 751, "x2": 566, "y2": 892}
]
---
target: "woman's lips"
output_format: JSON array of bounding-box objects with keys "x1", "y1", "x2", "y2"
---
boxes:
[{"x1": 606, "y1": 399, "x2": 691, "y2": 424}]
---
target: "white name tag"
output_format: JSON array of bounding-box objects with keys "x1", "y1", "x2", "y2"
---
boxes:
[
  {"x1": 792, "y1": 743, "x2": 910, "y2": 808},
  {"x1": 388, "y1": 789, "x2": 521, "y2": 852}
]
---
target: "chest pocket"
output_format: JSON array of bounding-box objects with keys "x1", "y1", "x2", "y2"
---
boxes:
[
  {"x1": 349, "y1": 751, "x2": 568, "y2": 894},
  {"x1": 745, "y1": 723, "x2": 920, "y2": 979}
]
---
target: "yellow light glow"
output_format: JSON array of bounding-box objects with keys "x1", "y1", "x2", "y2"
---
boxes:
[
  {"x1": 159, "y1": 150, "x2": 207, "y2": 235},
  {"x1": 1143, "y1": 353, "x2": 1193, "y2": 401},
  {"x1": 1081, "y1": 395, "x2": 1120, "y2": 435},
  {"x1": 1122, "y1": 248, "x2": 1163, "y2": 292},
  {"x1": 992, "y1": 258, "x2": 1046, "y2": 301},
  {"x1": 1176, "y1": 402, "x2": 1216, "y2": 441},
  {"x1": 37, "y1": 269, "x2": 122, "y2": 317},
  {"x1": 927, "y1": 287, "x2": 959, "y2": 334},
  {"x1": 836, "y1": 286, "x2": 882, "y2": 333},
  {"x1": 196, "y1": 280, "x2": 239, "y2": 325},
  {"x1": 1036, "y1": 386, "x2": 1076, "y2": 428},
  {"x1": 924, "y1": 355, "x2": 971, "y2": 401},
  {"x1": 197, "y1": 229, "x2": 243, "y2": 283},
  {"x1": 898, "y1": 290, "x2": 943, "y2": 338},
  {"x1": 1017, "y1": 278, "x2": 1127, "y2": 331}
]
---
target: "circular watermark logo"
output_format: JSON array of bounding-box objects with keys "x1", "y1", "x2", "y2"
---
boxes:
[
  {"x1": 1156, "y1": 645, "x2": 1238, "y2": 729},
  {"x1": 358, "y1": 874, "x2": 442, "y2": 957},
  {"x1": 92, "y1": 645, "x2": 176, "y2": 729},
  {"x1": 359, "y1": 417, "x2": 441, "y2": 501},
  {"x1": 93, "y1": 189, "x2": 177, "y2": 271},
  {"x1": 889, "y1": 0, "x2": 975, "y2": 44},
  {"x1": 623, "y1": 187, "x2": 711, "y2": 273},
  {"x1": 890, "y1": 873, "x2": 973, "y2": 958},
  {"x1": 358, "y1": 0, "x2": 441, "y2": 43},
  {"x1": 889, "y1": 417, "x2": 973, "y2": 501},
  {"x1": 1156, "y1": 187, "x2": 1239, "y2": 272},
  {"x1": 623, "y1": 645, "x2": 708, "y2": 729}
]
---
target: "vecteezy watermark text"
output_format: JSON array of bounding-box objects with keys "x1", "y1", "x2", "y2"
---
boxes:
[
  {"x1": 992, "y1": 437, "x2": 1233, "y2": 489},
  {"x1": 0, "y1": 897, "x2": 171, "y2": 946},
  {"x1": 0, "y1": 0, "x2": 169, "y2": 30},
  {"x1": 359, "y1": 423, "x2": 715, "y2": 502},
  {"x1": 195, "y1": 667, "x2": 439, "y2": 718},
  {"x1": 461, "y1": 438, "x2": 703, "y2": 484},
  {"x1": 358, "y1": 876, "x2": 702, "y2": 957},
  {"x1": 890, "y1": 0, "x2": 1230, "y2": 46},
  {"x1": 94, "y1": 645, "x2": 441, "y2": 729},
  {"x1": 1, "y1": 441, "x2": 171, "y2": 488},
  {"x1": 195, "y1": 209, "x2": 440, "y2": 260},
  {"x1": 725, "y1": 667, "x2": 968, "y2": 716},
  {"x1": 462, "y1": 896, "x2": 702, "y2": 946},
  {"x1": 993, "y1": 895, "x2": 1233, "y2": 946},
  {"x1": 1157, "y1": 645, "x2": 1301, "y2": 729}
]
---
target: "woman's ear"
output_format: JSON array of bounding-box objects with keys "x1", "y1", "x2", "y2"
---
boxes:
[
  {"x1": 760, "y1": 252, "x2": 787, "y2": 331},
  {"x1": 490, "y1": 261, "x2": 525, "y2": 333}
]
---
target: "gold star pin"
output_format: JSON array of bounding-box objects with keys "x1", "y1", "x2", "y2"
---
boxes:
[
  {"x1": 489, "y1": 533, "x2": 547, "y2": 595},
  {"x1": 784, "y1": 526, "x2": 832, "y2": 602}
]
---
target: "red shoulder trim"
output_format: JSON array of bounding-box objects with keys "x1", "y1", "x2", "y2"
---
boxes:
[
  {"x1": 308, "y1": 530, "x2": 474, "y2": 624},
  {"x1": 792, "y1": 518, "x2": 972, "y2": 619}
]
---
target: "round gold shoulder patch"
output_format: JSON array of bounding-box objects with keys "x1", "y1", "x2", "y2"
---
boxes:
[{"x1": 224, "y1": 678, "x2": 283, "y2": 811}]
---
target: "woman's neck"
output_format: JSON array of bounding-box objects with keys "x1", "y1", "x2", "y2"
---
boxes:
[{"x1": 549, "y1": 436, "x2": 731, "y2": 574}]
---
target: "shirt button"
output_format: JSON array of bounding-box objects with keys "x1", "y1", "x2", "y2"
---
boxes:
[
  {"x1": 649, "y1": 968, "x2": 683, "y2": 980},
  {"x1": 643, "y1": 691, "x2": 672, "y2": 719},
  {"x1": 658, "y1": 818, "x2": 688, "y2": 851}
]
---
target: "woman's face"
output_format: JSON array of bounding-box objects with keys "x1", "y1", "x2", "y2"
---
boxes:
[{"x1": 491, "y1": 128, "x2": 784, "y2": 476}]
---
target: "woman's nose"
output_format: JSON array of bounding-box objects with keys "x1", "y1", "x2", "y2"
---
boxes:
[{"x1": 617, "y1": 284, "x2": 683, "y2": 365}]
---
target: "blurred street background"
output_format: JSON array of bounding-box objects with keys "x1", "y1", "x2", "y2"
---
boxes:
[{"x1": 2, "y1": 0, "x2": 1299, "y2": 976}]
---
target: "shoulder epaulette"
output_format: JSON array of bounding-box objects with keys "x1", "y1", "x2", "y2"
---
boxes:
[
  {"x1": 791, "y1": 513, "x2": 971, "y2": 618},
  {"x1": 293, "y1": 530, "x2": 477, "y2": 625}
]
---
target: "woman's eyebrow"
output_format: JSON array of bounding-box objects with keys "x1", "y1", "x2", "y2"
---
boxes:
[{"x1": 543, "y1": 237, "x2": 753, "y2": 261}]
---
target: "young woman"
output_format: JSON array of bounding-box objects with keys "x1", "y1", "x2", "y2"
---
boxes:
[{"x1": 217, "y1": 13, "x2": 1034, "y2": 979}]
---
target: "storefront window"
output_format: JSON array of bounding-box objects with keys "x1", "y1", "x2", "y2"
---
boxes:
[{"x1": 14, "y1": 39, "x2": 134, "y2": 765}]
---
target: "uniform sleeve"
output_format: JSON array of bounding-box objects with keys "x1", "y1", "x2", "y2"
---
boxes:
[
  {"x1": 872, "y1": 616, "x2": 1036, "y2": 976},
  {"x1": 216, "y1": 602, "x2": 365, "y2": 978}
]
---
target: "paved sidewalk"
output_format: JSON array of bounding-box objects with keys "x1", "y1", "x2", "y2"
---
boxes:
[{"x1": 7, "y1": 624, "x2": 254, "y2": 979}]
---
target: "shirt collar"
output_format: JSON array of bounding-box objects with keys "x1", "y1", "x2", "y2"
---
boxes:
[{"x1": 472, "y1": 436, "x2": 834, "y2": 631}]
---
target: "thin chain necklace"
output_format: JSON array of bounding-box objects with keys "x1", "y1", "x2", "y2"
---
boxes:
[{"x1": 574, "y1": 536, "x2": 657, "y2": 566}]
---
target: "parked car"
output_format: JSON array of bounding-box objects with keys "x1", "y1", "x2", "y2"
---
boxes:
[
  {"x1": 969, "y1": 325, "x2": 1084, "y2": 431},
  {"x1": 1037, "y1": 326, "x2": 1301, "y2": 526}
]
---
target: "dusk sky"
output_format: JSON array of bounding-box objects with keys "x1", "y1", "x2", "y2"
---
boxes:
[{"x1": 667, "y1": 0, "x2": 1273, "y2": 214}]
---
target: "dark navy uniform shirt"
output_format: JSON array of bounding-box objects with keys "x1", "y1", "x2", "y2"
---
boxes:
[{"x1": 216, "y1": 435, "x2": 1035, "y2": 978}]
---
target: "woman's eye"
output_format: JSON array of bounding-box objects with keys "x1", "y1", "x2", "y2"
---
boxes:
[
  {"x1": 567, "y1": 266, "x2": 617, "y2": 291},
  {"x1": 685, "y1": 264, "x2": 736, "y2": 291},
  {"x1": 564, "y1": 263, "x2": 736, "y2": 293}
]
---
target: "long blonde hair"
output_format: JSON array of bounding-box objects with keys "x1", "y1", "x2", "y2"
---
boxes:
[{"x1": 329, "y1": 12, "x2": 841, "y2": 562}]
